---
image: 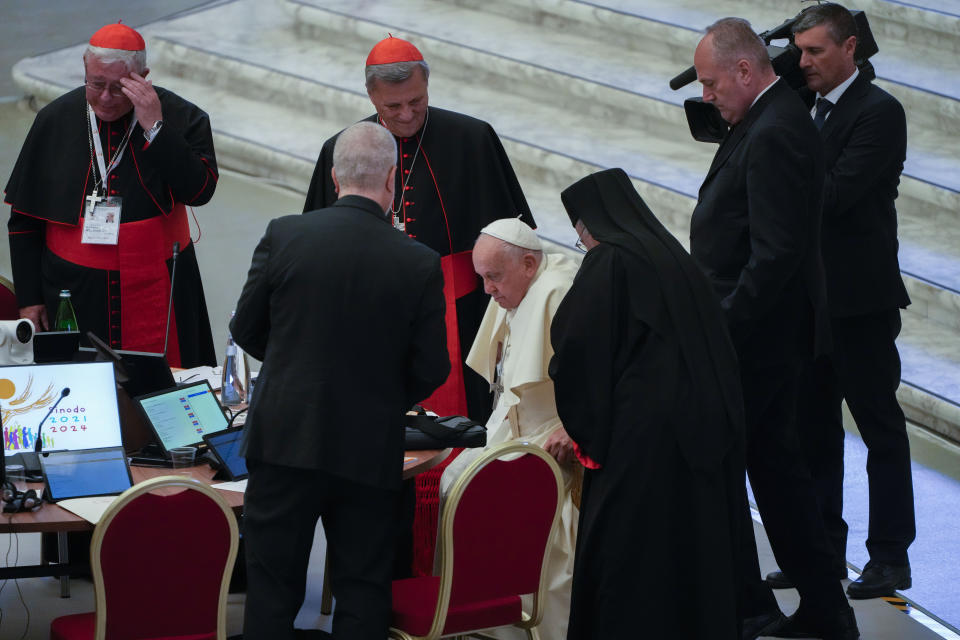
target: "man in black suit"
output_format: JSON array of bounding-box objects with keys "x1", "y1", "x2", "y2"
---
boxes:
[
  {"x1": 232, "y1": 121, "x2": 450, "y2": 640},
  {"x1": 690, "y1": 18, "x2": 859, "y2": 639},
  {"x1": 764, "y1": 3, "x2": 914, "y2": 600}
]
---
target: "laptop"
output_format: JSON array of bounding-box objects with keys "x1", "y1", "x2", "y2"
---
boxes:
[
  {"x1": 1, "y1": 361, "x2": 124, "y2": 476},
  {"x1": 40, "y1": 446, "x2": 133, "y2": 501},
  {"x1": 202, "y1": 427, "x2": 248, "y2": 480},
  {"x1": 134, "y1": 381, "x2": 229, "y2": 457},
  {"x1": 32, "y1": 331, "x2": 82, "y2": 363},
  {"x1": 85, "y1": 331, "x2": 176, "y2": 398}
]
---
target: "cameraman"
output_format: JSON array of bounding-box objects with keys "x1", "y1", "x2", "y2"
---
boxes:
[{"x1": 765, "y1": 3, "x2": 914, "y2": 600}]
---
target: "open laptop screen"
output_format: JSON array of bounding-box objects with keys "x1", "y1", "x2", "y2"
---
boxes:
[
  {"x1": 0, "y1": 361, "x2": 123, "y2": 455},
  {"x1": 135, "y1": 382, "x2": 229, "y2": 454},
  {"x1": 41, "y1": 446, "x2": 133, "y2": 501}
]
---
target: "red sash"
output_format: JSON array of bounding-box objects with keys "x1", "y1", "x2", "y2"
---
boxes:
[
  {"x1": 419, "y1": 250, "x2": 478, "y2": 417},
  {"x1": 45, "y1": 205, "x2": 190, "y2": 367}
]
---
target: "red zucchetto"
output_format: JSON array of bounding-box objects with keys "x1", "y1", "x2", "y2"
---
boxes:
[
  {"x1": 365, "y1": 35, "x2": 423, "y2": 66},
  {"x1": 89, "y1": 22, "x2": 146, "y2": 51}
]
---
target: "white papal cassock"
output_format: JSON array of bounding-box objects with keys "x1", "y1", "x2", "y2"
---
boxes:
[{"x1": 441, "y1": 251, "x2": 580, "y2": 640}]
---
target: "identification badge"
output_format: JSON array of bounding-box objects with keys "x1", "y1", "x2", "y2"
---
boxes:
[{"x1": 81, "y1": 196, "x2": 122, "y2": 245}]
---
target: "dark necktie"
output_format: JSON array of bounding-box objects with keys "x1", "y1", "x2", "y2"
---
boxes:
[{"x1": 813, "y1": 97, "x2": 834, "y2": 130}]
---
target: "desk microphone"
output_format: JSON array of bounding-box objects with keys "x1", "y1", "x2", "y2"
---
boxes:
[
  {"x1": 163, "y1": 241, "x2": 180, "y2": 357},
  {"x1": 34, "y1": 387, "x2": 70, "y2": 453}
]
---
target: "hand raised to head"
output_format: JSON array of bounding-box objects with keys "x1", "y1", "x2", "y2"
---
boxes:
[{"x1": 119, "y1": 71, "x2": 163, "y2": 132}]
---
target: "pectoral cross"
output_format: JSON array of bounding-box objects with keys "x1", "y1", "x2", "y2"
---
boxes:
[
  {"x1": 490, "y1": 341, "x2": 504, "y2": 409},
  {"x1": 85, "y1": 190, "x2": 103, "y2": 211},
  {"x1": 392, "y1": 213, "x2": 405, "y2": 233}
]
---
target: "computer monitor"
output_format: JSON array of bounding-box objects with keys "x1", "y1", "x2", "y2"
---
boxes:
[
  {"x1": 85, "y1": 331, "x2": 175, "y2": 398},
  {"x1": 134, "y1": 382, "x2": 229, "y2": 456},
  {"x1": 202, "y1": 427, "x2": 248, "y2": 480},
  {"x1": 0, "y1": 361, "x2": 123, "y2": 456}
]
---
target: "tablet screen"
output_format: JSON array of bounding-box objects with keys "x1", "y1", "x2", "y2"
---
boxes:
[
  {"x1": 41, "y1": 447, "x2": 133, "y2": 501},
  {"x1": 203, "y1": 428, "x2": 248, "y2": 480}
]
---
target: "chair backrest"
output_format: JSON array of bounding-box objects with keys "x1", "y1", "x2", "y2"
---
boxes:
[
  {"x1": 90, "y1": 475, "x2": 239, "y2": 640},
  {"x1": 0, "y1": 275, "x2": 19, "y2": 321},
  {"x1": 429, "y1": 442, "x2": 564, "y2": 637}
]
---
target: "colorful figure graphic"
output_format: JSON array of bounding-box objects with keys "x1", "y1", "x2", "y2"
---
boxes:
[{"x1": 0, "y1": 376, "x2": 57, "y2": 452}]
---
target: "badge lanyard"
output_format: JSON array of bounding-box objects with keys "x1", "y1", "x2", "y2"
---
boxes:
[
  {"x1": 87, "y1": 104, "x2": 136, "y2": 199},
  {"x1": 83, "y1": 104, "x2": 136, "y2": 245}
]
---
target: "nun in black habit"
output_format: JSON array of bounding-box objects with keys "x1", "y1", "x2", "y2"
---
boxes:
[{"x1": 549, "y1": 169, "x2": 749, "y2": 638}]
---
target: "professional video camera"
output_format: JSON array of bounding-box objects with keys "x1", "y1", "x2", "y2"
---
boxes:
[{"x1": 669, "y1": 6, "x2": 879, "y2": 143}]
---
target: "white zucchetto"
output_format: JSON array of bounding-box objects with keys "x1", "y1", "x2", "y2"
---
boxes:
[{"x1": 479, "y1": 218, "x2": 541, "y2": 251}]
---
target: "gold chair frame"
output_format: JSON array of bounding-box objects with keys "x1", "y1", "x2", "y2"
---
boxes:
[
  {"x1": 389, "y1": 441, "x2": 564, "y2": 640},
  {"x1": 87, "y1": 475, "x2": 240, "y2": 640},
  {"x1": 0, "y1": 274, "x2": 15, "y2": 295}
]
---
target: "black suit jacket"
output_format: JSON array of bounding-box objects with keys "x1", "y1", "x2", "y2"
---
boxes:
[
  {"x1": 690, "y1": 79, "x2": 830, "y2": 366},
  {"x1": 812, "y1": 73, "x2": 910, "y2": 317},
  {"x1": 231, "y1": 195, "x2": 450, "y2": 491}
]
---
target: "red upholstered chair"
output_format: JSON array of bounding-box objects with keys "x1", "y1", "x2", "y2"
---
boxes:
[
  {"x1": 0, "y1": 275, "x2": 19, "y2": 321},
  {"x1": 389, "y1": 442, "x2": 564, "y2": 640},
  {"x1": 49, "y1": 476, "x2": 239, "y2": 640}
]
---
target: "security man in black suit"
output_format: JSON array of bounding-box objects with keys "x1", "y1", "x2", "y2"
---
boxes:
[
  {"x1": 231, "y1": 121, "x2": 450, "y2": 640},
  {"x1": 690, "y1": 18, "x2": 859, "y2": 640},
  {"x1": 764, "y1": 3, "x2": 914, "y2": 601}
]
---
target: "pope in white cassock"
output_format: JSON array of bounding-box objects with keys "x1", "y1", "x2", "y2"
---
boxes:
[{"x1": 440, "y1": 218, "x2": 580, "y2": 640}]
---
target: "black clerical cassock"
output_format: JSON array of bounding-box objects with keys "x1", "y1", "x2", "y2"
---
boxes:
[{"x1": 5, "y1": 87, "x2": 218, "y2": 367}]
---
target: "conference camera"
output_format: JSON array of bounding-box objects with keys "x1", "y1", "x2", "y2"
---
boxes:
[{"x1": 669, "y1": 7, "x2": 879, "y2": 143}]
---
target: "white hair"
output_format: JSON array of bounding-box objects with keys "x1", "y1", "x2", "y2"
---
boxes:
[
  {"x1": 84, "y1": 45, "x2": 147, "y2": 74},
  {"x1": 333, "y1": 122, "x2": 397, "y2": 190}
]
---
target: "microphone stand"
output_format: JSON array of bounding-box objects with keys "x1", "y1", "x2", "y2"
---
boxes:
[
  {"x1": 163, "y1": 241, "x2": 180, "y2": 357},
  {"x1": 20, "y1": 388, "x2": 70, "y2": 477}
]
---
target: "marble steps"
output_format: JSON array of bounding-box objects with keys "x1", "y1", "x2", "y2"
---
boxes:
[
  {"x1": 139, "y1": 3, "x2": 712, "y2": 238},
  {"x1": 436, "y1": 0, "x2": 960, "y2": 227},
  {"x1": 282, "y1": 0, "x2": 960, "y2": 222},
  {"x1": 740, "y1": 0, "x2": 960, "y2": 55},
  {"x1": 148, "y1": 5, "x2": 960, "y2": 312},
  {"x1": 443, "y1": 0, "x2": 960, "y2": 139},
  {"x1": 899, "y1": 309, "x2": 960, "y2": 444},
  {"x1": 275, "y1": 1, "x2": 960, "y2": 294}
]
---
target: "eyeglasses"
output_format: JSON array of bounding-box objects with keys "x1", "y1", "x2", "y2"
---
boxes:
[
  {"x1": 575, "y1": 227, "x2": 588, "y2": 252},
  {"x1": 85, "y1": 80, "x2": 126, "y2": 97}
]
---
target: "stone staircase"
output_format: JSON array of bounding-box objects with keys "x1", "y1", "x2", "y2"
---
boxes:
[{"x1": 12, "y1": 0, "x2": 960, "y2": 442}]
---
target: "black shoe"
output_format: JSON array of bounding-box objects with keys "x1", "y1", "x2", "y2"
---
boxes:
[
  {"x1": 846, "y1": 561, "x2": 911, "y2": 599},
  {"x1": 742, "y1": 610, "x2": 787, "y2": 640},
  {"x1": 772, "y1": 605, "x2": 859, "y2": 640},
  {"x1": 765, "y1": 570, "x2": 794, "y2": 589},
  {"x1": 765, "y1": 566, "x2": 848, "y2": 590}
]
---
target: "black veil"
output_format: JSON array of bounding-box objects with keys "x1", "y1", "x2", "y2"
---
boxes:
[{"x1": 559, "y1": 168, "x2": 744, "y2": 471}]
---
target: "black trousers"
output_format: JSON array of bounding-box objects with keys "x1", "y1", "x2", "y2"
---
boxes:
[
  {"x1": 242, "y1": 461, "x2": 397, "y2": 640},
  {"x1": 798, "y1": 309, "x2": 915, "y2": 567},
  {"x1": 740, "y1": 360, "x2": 849, "y2": 617}
]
